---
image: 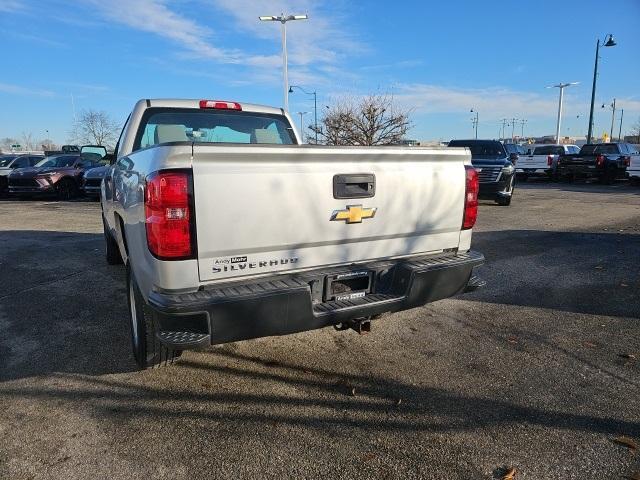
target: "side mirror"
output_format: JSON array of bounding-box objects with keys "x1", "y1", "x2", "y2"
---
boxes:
[{"x1": 509, "y1": 153, "x2": 518, "y2": 163}]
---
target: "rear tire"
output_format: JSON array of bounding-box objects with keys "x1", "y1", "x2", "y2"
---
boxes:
[
  {"x1": 600, "y1": 167, "x2": 616, "y2": 185},
  {"x1": 103, "y1": 216, "x2": 123, "y2": 265},
  {"x1": 127, "y1": 264, "x2": 181, "y2": 369}
]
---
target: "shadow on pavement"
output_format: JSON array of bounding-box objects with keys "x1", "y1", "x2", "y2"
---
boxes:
[
  {"x1": 0, "y1": 346, "x2": 638, "y2": 439},
  {"x1": 470, "y1": 229, "x2": 640, "y2": 319},
  {"x1": 0, "y1": 230, "x2": 136, "y2": 381}
]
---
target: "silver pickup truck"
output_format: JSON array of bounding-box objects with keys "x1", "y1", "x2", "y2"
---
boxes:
[{"x1": 101, "y1": 99, "x2": 484, "y2": 369}]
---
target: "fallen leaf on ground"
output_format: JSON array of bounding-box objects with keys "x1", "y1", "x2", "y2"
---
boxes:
[
  {"x1": 614, "y1": 436, "x2": 638, "y2": 451},
  {"x1": 620, "y1": 282, "x2": 629, "y2": 287},
  {"x1": 395, "y1": 398, "x2": 402, "y2": 406},
  {"x1": 595, "y1": 265, "x2": 604, "y2": 270},
  {"x1": 349, "y1": 387, "x2": 357, "y2": 397},
  {"x1": 507, "y1": 336, "x2": 518, "y2": 344},
  {"x1": 502, "y1": 467, "x2": 517, "y2": 479},
  {"x1": 583, "y1": 341, "x2": 597, "y2": 348},
  {"x1": 619, "y1": 353, "x2": 636, "y2": 360}
]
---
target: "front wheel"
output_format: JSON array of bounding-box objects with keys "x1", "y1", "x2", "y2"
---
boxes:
[
  {"x1": 496, "y1": 195, "x2": 512, "y2": 206},
  {"x1": 56, "y1": 178, "x2": 77, "y2": 200},
  {"x1": 495, "y1": 176, "x2": 514, "y2": 206},
  {"x1": 600, "y1": 167, "x2": 617, "y2": 185},
  {"x1": 127, "y1": 265, "x2": 181, "y2": 369}
]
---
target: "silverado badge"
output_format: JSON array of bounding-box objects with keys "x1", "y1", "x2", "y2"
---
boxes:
[{"x1": 330, "y1": 205, "x2": 377, "y2": 224}]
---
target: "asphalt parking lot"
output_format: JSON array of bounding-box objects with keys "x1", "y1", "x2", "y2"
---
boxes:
[{"x1": 0, "y1": 183, "x2": 639, "y2": 480}]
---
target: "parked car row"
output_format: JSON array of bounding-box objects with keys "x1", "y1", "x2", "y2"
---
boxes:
[
  {"x1": 0, "y1": 146, "x2": 110, "y2": 200},
  {"x1": 445, "y1": 140, "x2": 640, "y2": 207},
  {"x1": 517, "y1": 142, "x2": 639, "y2": 184}
]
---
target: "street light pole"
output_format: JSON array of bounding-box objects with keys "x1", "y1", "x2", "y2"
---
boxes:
[
  {"x1": 297, "y1": 111, "x2": 309, "y2": 143},
  {"x1": 548, "y1": 82, "x2": 579, "y2": 143},
  {"x1": 289, "y1": 85, "x2": 317, "y2": 143},
  {"x1": 586, "y1": 34, "x2": 617, "y2": 144},
  {"x1": 259, "y1": 13, "x2": 308, "y2": 112},
  {"x1": 470, "y1": 109, "x2": 478, "y2": 139}
]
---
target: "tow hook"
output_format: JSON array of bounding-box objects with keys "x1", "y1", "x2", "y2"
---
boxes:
[{"x1": 334, "y1": 317, "x2": 372, "y2": 334}]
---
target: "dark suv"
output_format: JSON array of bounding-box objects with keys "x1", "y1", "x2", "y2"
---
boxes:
[{"x1": 448, "y1": 140, "x2": 516, "y2": 206}]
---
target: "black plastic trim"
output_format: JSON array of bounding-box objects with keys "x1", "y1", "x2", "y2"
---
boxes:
[{"x1": 148, "y1": 251, "x2": 484, "y2": 347}]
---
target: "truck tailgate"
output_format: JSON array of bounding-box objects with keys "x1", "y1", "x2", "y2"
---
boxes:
[{"x1": 192, "y1": 145, "x2": 468, "y2": 282}]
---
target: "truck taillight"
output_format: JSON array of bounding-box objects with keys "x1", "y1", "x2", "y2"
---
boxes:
[
  {"x1": 623, "y1": 156, "x2": 631, "y2": 167},
  {"x1": 199, "y1": 100, "x2": 242, "y2": 110},
  {"x1": 145, "y1": 170, "x2": 195, "y2": 260},
  {"x1": 462, "y1": 166, "x2": 479, "y2": 230},
  {"x1": 596, "y1": 154, "x2": 605, "y2": 167},
  {"x1": 547, "y1": 155, "x2": 553, "y2": 167}
]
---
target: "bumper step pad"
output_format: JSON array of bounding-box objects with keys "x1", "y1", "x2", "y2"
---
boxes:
[{"x1": 157, "y1": 331, "x2": 210, "y2": 349}]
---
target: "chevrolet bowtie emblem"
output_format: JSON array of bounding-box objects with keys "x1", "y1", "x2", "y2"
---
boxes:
[{"x1": 330, "y1": 205, "x2": 377, "y2": 224}]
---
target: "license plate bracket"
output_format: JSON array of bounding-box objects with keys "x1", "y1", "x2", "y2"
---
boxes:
[{"x1": 324, "y1": 270, "x2": 373, "y2": 302}]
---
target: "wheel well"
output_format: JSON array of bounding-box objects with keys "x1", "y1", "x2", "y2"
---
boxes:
[{"x1": 114, "y1": 213, "x2": 129, "y2": 261}]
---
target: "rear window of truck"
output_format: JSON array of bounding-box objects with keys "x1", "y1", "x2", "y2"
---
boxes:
[{"x1": 134, "y1": 108, "x2": 296, "y2": 151}]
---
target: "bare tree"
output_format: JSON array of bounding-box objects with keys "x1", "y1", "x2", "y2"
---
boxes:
[
  {"x1": 631, "y1": 116, "x2": 640, "y2": 141},
  {"x1": 20, "y1": 132, "x2": 35, "y2": 151},
  {"x1": 313, "y1": 94, "x2": 412, "y2": 146},
  {"x1": 1, "y1": 137, "x2": 18, "y2": 151},
  {"x1": 71, "y1": 109, "x2": 120, "y2": 148}
]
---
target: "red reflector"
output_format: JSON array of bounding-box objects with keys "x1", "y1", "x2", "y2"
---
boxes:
[
  {"x1": 624, "y1": 156, "x2": 631, "y2": 167},
  {"x1": 199, "y1": 100, "x2": 242, "y2": 110},
  {"x1": 463, "y1": 166, "x2": 479, "y2": 230},
  {"x1": 145, "y1": 171, "x2": 194, "y2": 260}
]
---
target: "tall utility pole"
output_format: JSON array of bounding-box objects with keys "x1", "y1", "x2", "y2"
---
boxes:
[
  {"x1": 586, "y1": 34, "x2": 617, "y2": 144},
  {"x1": 500, "y1": 119, "x2": 508, "y2": 141},
  {"x1": 259, "y1": 13, "x2": 308, "y2": 111},
  {"x1": 609, "y1": 98, "x2": 616, "y2": 141},
  {"x1": 510, "y1": 117, "x2": 518, "y2": 141},
  {"x1": 470, "y1": 109, "x2": 478, "y2": 139},
  {"x1": 618, "y1": 109, "x2": 624, "y2": 142},
  {"x1": 296, "y1": 111, "x2": 309, "y2": 143},
  {"x1": 547, "y1": 82, "x2": 579, "y2": 143},
  {"x1": 519, "y1": 119, "x2": 527, "y2": 139}
]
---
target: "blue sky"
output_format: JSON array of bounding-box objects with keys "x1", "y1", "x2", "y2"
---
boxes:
[{"x1": 1, "y1": 0, "x2": 639, "y2": 144}]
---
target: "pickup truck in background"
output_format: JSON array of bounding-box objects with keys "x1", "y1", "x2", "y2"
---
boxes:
[
  {"x1": 517, "y1": 144, "x2": 579, "y2": 180},
  {"x1": 101, "y1": 98, "x2": 484, "y2": 369},
  {"x1": 624, "y1": 144, "x2": 640, "y2": 185},
  {"x1": 448, "y1": 139, "x2": 516, "y2": 206},
  {"x1": 556, "y1": 143, "x2": 632, "y2": 183}
]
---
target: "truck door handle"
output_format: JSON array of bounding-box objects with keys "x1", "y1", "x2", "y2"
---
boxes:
[{"x1": 333, "y1": 173, "x2": 375, "y2": 199}]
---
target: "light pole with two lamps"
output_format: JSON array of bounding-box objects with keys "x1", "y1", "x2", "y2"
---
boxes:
[
  {"x1": 547, "y1": 82, "x2": 579, "y2": 143},
  {"x1": 259, "y1": 13, "x2": 308, "y2": 112}
]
